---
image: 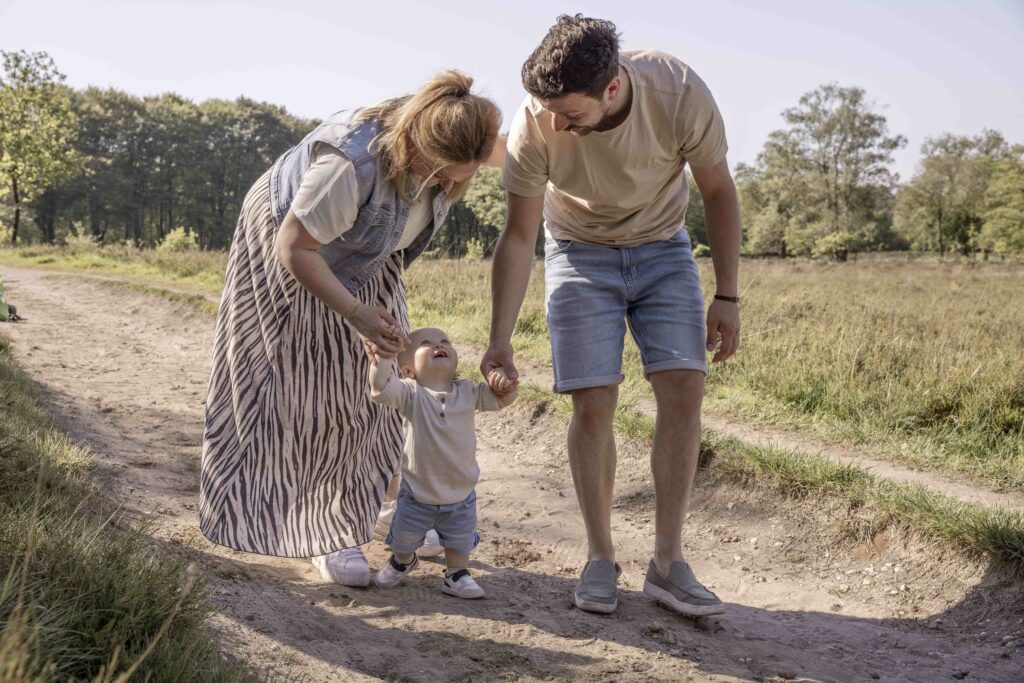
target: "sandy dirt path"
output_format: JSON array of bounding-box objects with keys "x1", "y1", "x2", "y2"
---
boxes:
[{"x1": 2, "y1": 265, "x2": 1021, "y2": 682}]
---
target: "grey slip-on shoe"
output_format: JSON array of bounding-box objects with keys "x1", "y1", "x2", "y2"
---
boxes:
[
  {"x1": 643, "y1": 559, "x2": 725, "y2": 617},
  {"x1": 574, "y1": 559, "x2": 621, "y2": 614}
]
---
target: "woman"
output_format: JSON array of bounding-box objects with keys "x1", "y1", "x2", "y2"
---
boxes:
[{"x1": 199, "y1": 71, "x2": 502, "y2": 584}]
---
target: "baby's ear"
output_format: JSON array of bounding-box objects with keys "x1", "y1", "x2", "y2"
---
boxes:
[{"x1": 400, "y1": 365, "x2": 416, "y2": 380}]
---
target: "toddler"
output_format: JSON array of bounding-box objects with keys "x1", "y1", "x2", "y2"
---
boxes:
[{"x1": 369, "y1": 327, "x2": 517, "y2": 598}]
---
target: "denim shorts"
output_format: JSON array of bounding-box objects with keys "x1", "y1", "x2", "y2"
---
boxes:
[
  {"x1": 386, "y1": 483, "x2": 480, "y2": 555},
  {"x1": 544, "y1": 229, "x2": 707, "y2": 394}
]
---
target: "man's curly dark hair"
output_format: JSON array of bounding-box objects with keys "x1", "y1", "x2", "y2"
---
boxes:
[{"x1": 521, "y1": 15, "x2": 621, "y2": 100}]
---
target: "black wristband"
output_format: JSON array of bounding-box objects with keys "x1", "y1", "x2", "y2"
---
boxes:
[{"x1": 714, "y1": 294, "x2": 740, "y2": 304}]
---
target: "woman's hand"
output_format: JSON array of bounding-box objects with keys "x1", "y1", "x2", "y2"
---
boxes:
[{"x1": 349, "y1": 303, "x2": 409, "y2": 356}]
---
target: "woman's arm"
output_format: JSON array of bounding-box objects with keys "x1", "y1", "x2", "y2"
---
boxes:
[{"x1": 275, "y1": 209, "x2": 408, "y2": 355}]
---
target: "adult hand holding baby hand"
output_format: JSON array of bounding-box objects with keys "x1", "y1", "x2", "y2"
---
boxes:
[
  {"x1": 365, "y1": 342, "x2": 398, "y2": 365},
  {"x1": 487, "y1": 368, "x2": 519, "y2": 396},
  {"x1": 348, "y1": 303, "x2": 410, "y2": 357},
  {"x1": 480, "y1": 341, "x2": 518, "y2": 397}
]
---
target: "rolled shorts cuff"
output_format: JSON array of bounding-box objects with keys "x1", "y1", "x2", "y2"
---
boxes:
[
  {"x1": 644, "y1": 359, "x2": 708, "y2": 377},
  {"x1": 437, "y1": 531, "x2": 480, "y2": 555},
  {"x1": 553, "y1": 373, "x2": 625, "y2": 395},
  {"x1": 385, "y1": 530, "x2": 426, "y2": 555}
]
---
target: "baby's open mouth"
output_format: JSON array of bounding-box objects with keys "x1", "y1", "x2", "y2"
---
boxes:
[{"x1": 433, "y1": 350, "x2": 449, "y2": 359}]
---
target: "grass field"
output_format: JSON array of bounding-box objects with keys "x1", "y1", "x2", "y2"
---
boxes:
[
  {"x1": 2, "y1": 245, "x2": 1022, "y2": 492},
  {"x1": 405, "y1": 255, "x2": 1024, "y2": 491},
  {"x1": 0, "y1": 332, "x2": 245, "y2": 681}
]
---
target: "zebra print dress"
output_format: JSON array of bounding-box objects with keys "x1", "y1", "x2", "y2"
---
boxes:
[{"x1": 199, "y1": 170, "x2": 407, "y2": 557}]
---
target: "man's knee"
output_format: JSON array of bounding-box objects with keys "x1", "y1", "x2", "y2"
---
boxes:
[
  {"x1": 570, "y1": 384, "x2": 618, "y2": 430},
  {"x1": 650, "y1": 369, "x2": 704, "y2": 415}
]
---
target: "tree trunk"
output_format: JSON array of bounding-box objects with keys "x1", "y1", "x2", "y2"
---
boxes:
[
  {"x1": 135, "y1": 201, "x2": 144, "y2": 243},
  {"x1": 11, "y1": 174, "x2": 20, "y2": 245},
  {"x1": 36, "y1": 189, "x2": 57, "y2": 243},
  {"x1": 89, "y1": 183, "x2": 102, "y2": 238}
]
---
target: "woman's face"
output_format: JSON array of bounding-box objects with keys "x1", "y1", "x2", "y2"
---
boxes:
[{"x1": 411, "y1": 154, "x2": 481, "y2": 196}]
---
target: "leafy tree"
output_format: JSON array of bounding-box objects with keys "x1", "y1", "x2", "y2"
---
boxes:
[
  {"x1": 894, "y1": 131, "x2": 1008, "y2": 254},
  {"x1": 0, "y1": 50, "x2": 78, "y2": 244},
  {"x1": 738, "y1": 84, "x2": 905, "y2": 258},
  {"x1": 975, "y1": 145, "x2": 1024, "y2": 256},
  {"x1": 459, "y1": 166, "x2": 504, "y2": 254},
  {"x1": 142, "y1": 93, "x2": 203, "y2": 242},
  {"x1": 181, "y1": 98, "x2": 311, "y2": 247},
  {"x1": 28, "y1": 86, "x2": 312, "y2": 248},
  {"x1": 50, "y1": 87, "x2": 148, "y2": 242},
  {"x1": 736, "y1": 161, "x2": 789, "y2": 256}
]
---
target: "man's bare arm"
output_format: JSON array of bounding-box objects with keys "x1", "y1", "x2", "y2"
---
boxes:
[
  {"x1": 691, "y1": 158, "x2": 741, "y2": 362},
  {"x1": 481, "y1": 191, "x2": 544, "y2": 385}
]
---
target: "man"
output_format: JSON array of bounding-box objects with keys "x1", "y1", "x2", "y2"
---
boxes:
[{"x1": 481, "y1": 15, "x2": 741, "y2": 616}]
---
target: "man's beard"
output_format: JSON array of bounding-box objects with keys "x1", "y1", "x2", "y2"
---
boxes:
[{"x1": 566, "y1": 102, "x2": 614, "y2": 136}]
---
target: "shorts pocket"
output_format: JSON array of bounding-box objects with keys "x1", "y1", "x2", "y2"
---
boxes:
[
  {"x1": 666, "y1": 229, "x2": 692, "y2": 246},
  {"x1": 397, "y1": 484, "x2": 416, "y2": 504},
  {"x1": 544, "y1": 238, "x2": 574, "y2": 260}
]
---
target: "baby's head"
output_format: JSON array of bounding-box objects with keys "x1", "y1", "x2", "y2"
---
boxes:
[{"x1": 397, "y1": 327, "x2": 459, "y2": 384}]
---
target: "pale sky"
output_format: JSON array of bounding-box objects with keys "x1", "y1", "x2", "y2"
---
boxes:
[{"x1": 2, "y1": 0, "x2": 1022, "y2": 180}]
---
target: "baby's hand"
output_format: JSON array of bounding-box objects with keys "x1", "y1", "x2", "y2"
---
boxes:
[
  {"x1": 487, "y1": 368, "x2": 519, "y2": 396},
  {"x1": 375, "y1": 348, "x2": 397, "y2": 361},
  {"x1": 366, "y1": 341, "x2": 397, "y2": 366}
]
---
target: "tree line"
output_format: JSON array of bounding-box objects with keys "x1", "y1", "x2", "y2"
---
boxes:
[
  {"x1": 737, "y1": 84, "x2": 1023, "y2": 259},
  {"x1": 0, "y1": 51, "x2": 315, "y2": 249},
  {"x1": 1, "y1": 50, "x2": 1021, "y2": 258}
]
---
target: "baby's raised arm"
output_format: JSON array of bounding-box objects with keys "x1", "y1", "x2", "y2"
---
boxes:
[{"x1": 369, "y1": 349, "x2": 396, "y2": 392}]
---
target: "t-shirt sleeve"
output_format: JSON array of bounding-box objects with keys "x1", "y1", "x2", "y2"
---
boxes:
[
  {"x1": 502, "y1": 98, "x2": 549, "y2": 197},
  {"x1": 370, "y1": 374, "x2": 416, "y2": 414},
  {"x1": 290, "y1": 143, "x2": 360, "y2": 244},
  {"x1": 473, "y1": 381, "x2": 504, "y2": 412},
  {"x1": 675, "y1": 70, "x2": 729, "y2": 169}
]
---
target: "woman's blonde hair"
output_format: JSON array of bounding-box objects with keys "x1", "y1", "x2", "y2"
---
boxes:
[{"x1": 358, "y1": 70, "x2": 501, "y2": 203}]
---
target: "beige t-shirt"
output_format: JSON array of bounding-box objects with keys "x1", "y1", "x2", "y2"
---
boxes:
[
  {"x1": 370, "y1": 376, "x2": 503, "y2": 505},
  {"x1": 291, "y1": 142, "x2": 432, "y2": 249},
  {"x1": 503, "y1": 49, "x2": 728, "y2": 246}
]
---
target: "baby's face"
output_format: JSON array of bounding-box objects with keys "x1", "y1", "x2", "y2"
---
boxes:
[{"x1": 400, "y1": 328, "x2": 458, "y2": 381}]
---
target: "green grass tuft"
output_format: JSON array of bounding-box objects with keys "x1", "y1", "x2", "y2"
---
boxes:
[{"x1": 0, "y1": 333, "x2": 247, "y2": 681}]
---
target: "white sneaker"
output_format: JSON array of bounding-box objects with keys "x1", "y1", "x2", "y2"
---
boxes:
[
  {"x1": 374, "y1": 554, "x2": 420, "y2": 588},
  {"x1": 442, "y1": 569, "x2": 485, "y2": 599},
  {"x1": 419, "y1": 529, "x2": 444, "y2": 558},
  {"x1": 311, "y1": 547, "x2": 371, "y2": 587}
]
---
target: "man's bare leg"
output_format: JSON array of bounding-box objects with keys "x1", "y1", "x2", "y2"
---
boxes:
[
  {"x1": 567, "y1": 384, "x2": 619, "y2": 561},
  {"x1": 649, "y1": 369, "x2": 704, "y2": 575}
]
